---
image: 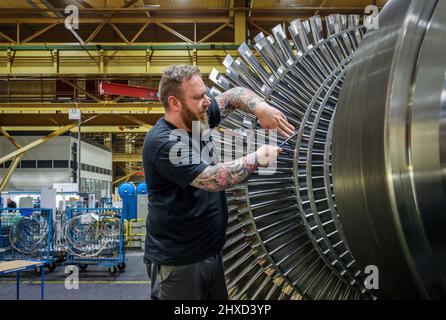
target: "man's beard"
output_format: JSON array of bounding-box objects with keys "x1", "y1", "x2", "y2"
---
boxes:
[{"x1": 180, "y1": 103, "x2": 209, "y2": 132}]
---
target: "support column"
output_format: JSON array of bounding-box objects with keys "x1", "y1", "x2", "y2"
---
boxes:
[
  {"x1": 234, "y1": 0, "x2": 247, "y2": 44},
  {"x1": 104, "y1": 132, "x2": 112, "y2": 150}
]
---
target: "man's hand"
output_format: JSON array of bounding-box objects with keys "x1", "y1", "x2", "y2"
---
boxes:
[
  {"x1": 191, "y1": 145, "x2": 283, "y2": 192},
  {"x1": 256, "y1": 145, "x2": 283, "y2": 167},
  {"x1": 255, "y1": 103, "x2": 295, "y2": 138},
  {"x1": 215, "y1": 87, "x2": 295, "y2": 138}
]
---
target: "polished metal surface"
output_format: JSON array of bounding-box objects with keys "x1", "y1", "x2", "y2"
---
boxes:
[
  {"x1": 333, "y1": 0, "x2": 446, "y2": 299},
  {"x1": 210, "y1": 0, "x2": 446, "y2": 300}
]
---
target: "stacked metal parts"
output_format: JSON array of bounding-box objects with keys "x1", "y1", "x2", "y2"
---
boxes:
[
  {"x1": 65, "y1": 213, "x2": 124, "y2": 258},
  {"x1": 9, "y1": 213, "x2": 51, "y2": 256},
  {"x1": 210, "y1": 14, "x2": 371, "y2": 300}
]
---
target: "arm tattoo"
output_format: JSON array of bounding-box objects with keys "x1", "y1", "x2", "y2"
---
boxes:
[
  {"x1": 191, "y1": 152, "x2": 258, "y2": 192},
  {"x1": 215, "y1": 87, "x2": 264, "y2": 119}
]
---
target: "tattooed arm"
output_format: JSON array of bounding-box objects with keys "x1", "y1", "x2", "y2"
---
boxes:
[
  {"x1": 214, "y1": 87, "x2": 295, "y2": 138},
  {"x1": 191, "y1": 145, "x2": 282, "y2": 192},
  {"x1": 214, "y1": 87, "x2": 263, "y2": 118},
  {"x1": 191, "y1": 153, "x2": 257, "y2": 192}
]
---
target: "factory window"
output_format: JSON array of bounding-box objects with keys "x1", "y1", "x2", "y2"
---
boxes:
[
  {"x1": 86, "y1": 179, "x2": 92, "y2": 192},
  {"x1": 0, "y1": 163, "x2": 3, "y2": 168},
  {"x1": 54, "y1": 160, "x2": 69, "y2": 168},
  {"x1": 78, "y1": 162, "x2": 110, "y2": 176},
  {"x1": 80, "y1": 178, "x2": 86, "y2": 193},
  {"x1": 37, "y1": 160, "x2": 52, "y2": 168},
  {"x1": 4, "y1": 161, "x2": 12, "y2": 168},
  {"x1": 20, "y1": 160, "x2": 37, "y2": 168},
  {"x1": 70, "y1": 161, "x2": 77, "y2": 169}
]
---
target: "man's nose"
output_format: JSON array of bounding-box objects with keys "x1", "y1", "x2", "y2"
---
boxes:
[{"x1": 204, "y1": 95, "x2": 211, "y2": 106}]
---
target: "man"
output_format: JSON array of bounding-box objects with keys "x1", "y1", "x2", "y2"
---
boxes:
[
  {"x1": 142, "y1": 64, "x2": 294, "y2": 300},
  {"x1": 6, "y1": 198, "x2": 17, "y2": 209}
]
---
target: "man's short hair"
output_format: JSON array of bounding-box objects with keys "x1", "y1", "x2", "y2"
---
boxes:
[{"x1": 159, "y1": 64, "x2": 201, "y2": 109}]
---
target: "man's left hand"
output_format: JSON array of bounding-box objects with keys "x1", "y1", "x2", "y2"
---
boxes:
[{"x1": 255, "y1": 103, "x2": 295, "y2": 138}]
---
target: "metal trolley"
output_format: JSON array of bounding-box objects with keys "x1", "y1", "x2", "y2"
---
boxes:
[
  {"x1": 0, "y1": 208, "x2": 56, "y2": 271},
  {"x1": 64, "y1": 207, "x2": 126, "y2": 274}
]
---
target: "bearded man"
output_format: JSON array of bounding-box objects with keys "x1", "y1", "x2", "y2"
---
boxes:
[{"x1": 142, "y1": 64, "x2": 294, "y2": 300}]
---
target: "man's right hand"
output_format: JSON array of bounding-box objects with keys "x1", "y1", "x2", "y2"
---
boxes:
[{"x1": 256, "y1": 145, "x2": 283, "y2": 167}]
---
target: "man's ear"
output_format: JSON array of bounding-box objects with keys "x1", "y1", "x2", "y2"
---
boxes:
[{"x1": 167, "y1": 95, "x2": 181, "y2": 112}]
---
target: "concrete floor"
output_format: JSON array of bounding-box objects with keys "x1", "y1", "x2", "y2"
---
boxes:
[{"x1": 0, "y1": 250, "x2": 151, "y2": 300}]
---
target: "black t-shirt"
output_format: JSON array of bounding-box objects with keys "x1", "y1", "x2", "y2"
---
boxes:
[{"x1": 142, "y1": 97, "x2": 228, "y2": 266}]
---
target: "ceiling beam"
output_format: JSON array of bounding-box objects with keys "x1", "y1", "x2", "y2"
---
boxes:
[
  {"x1": 26, "y1": 0, "x2": 60, "y2": 18},
  {"x1": 0, "y1": 6, "x2": 382, "y2": 13},
  {"x1": 112, "y1": 153, "x2": 142, "y2": 162},
  {"x1": 0, "y1": 17, "x2": 232, "y2": 24},
  {"x1": 65, "y1": 0, "x2": 92, "y2": 9},
  {"x1": 108, "y1": 22, "x2": 130, "y2": 44},
  {"x1": 130, "y1": 22, "x2": 150, "y2": 43},
  {"x1": 122, "y1": 0, "x2": 140, "y2": 8},
  {"x1": 21, "y1": 22, "x2": 59, "y2": 44},
  {"x1": 58, "y1": 78, "x2": 102, "y2": 102},
  {"x1": 0, "y1": 31, "x2": 16, "y2": 44},
  {"x1": 113, "y1": 170, "x2": 141, "y2": 185},
  {"x1": 0, "y1": 102, "x2": 164, "y2": 114},
  {"x1": 198, "y1": 23, "x2": 230, "y2": 44},
  {"x1": 121, "y1": 115, "x2": 153, "y2": 129},
  {"x1": 85, "y1": 22, "x2": 106, "y2": 43},
  {"x1": 0, "y1": 126, "x2": 151, "y2": 133},
  {"x1": 0, "y1": 154, "x2": 24, "y2": 191},
  {"x1": 155, "y1": 23, "x2": 194, "y2": 44},
  {"x1": 0, "y1": 127, "x2": 23, "y2": 149},
  {"x1": 248, "y1": 21, "x2": 271, "y2": 36}
]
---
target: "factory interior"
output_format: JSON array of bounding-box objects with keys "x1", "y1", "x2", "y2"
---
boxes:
[{"x1": 1, "y1": 0, "x2": 445, "y2": 302}]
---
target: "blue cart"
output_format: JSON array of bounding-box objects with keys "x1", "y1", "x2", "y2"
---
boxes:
[
  {"x1": 64, "y1": 207, "x2": 126, "y2": 274},
  {"x1": 0, "y1": 208, "x2": 56, "y2": 271}
]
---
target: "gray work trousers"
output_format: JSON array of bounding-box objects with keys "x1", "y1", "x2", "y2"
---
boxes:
[{"x1": 146, "y1": 253, "x2": 228, "y2": 300}]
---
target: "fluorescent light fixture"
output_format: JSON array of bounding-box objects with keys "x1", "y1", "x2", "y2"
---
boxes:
[{"x1": 137, "y1": 3, "x2": 161, "y2": 8}]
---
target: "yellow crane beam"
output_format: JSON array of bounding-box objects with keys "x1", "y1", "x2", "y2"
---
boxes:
[
  {"x1": 0, "y1": 103, "x2": 164, "y2": 114},
  {"x1": 0, "y1": 49, "x2": 232, "y2": 76},
  {"x1": 112, "y1": 153, "x2": 142, "y2": 162},
  {"x1": 0, "y1": 154, "x2": 24, "y2": 192},
  {"x1": 0, "y1": 126, "x2": 151, "y2": 133},
  {"x1": 0, "y1": 127, "x2": 23, "y2": 149},
  {"x1": 0, "y1": 17, "x2": 232, "y2": 24},
  {"x1": 113, "y1": 171, "x2": 142, "y2": 185},
  {"x1": 0, "y1": 127, "x2": 25, "y2": 191}
]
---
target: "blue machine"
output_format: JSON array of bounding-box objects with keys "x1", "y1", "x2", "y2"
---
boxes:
[
  {"x1": 118, "y1": 183, "x2": 136, "y2": 220},
  {"x1": 118, "y1": 183, "x2": 149, "y2": 220},
  {"x1": 136, "y1": 183, "x2": 148, "y2": 195}
]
